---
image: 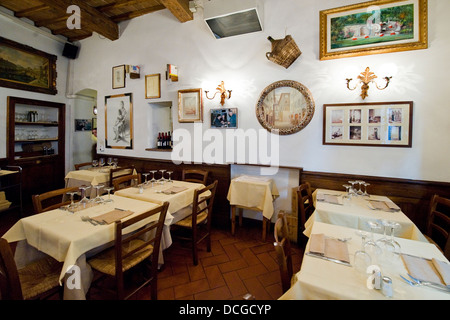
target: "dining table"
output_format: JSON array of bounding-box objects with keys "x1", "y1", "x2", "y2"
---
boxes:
[
  {"x1": 227, "y1": 175, "x2": 279, "y2": 241},
  {"x1": 279, "y1": 221, "x2": 450, "y2": 300},
  {"x1": 1, "y1": 194, "x2": 173, "y2": 300},
  {"x1": 303, "y1": 188, "x2": 427, "y2": 242}
]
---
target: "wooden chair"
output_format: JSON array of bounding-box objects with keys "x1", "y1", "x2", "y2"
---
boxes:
[
  {"x1": 0, "y1": 238, "x2": 63, "y2": 300},
  {"x1": 425, "y1": 194, "x2": 450, "y2": 260},
  {"x1": 109, "y1": 165, "x2": 135, "y2": 187},
  {"x1": 87, "y1": 202, "x2": 169, "y2": 300},
  {"x1": 182, "y1": 169, "x2": 209, "y2": 185},
  {"x1": 273, "y1": 211, "x2": 294, "y2": 293},
  {"x1": 74, "y1": 162, "x2": 92, "y2": 170},
  {"x1": 112, "y1": 174, "x2": 141, "y2": 191},
  {"x1": 297, "y1": 182, "x2": 315, "y2": 246},
  {"x1": 172, "y1": 180, "x2": 218, "y2": 265},
  {"x1": 32, "y1": 186, "x2": 80, "y2": 214}
]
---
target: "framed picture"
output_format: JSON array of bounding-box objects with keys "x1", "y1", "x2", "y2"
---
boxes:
[
  {"x1": 0, "y1": 36, "x2": 57, "y2": 95},
  {"x1": 210, "y1": 108, "x2": 238, "y2": 129},
  {"x1": 112, "y1": 65, "x2": 126, "y2": 89},
  {"x1": 255, "y1": 80, "x2": 315, "y2": 135},
  {"x1": 105, "y1": 93, "x2": 133, "y2": 149},
  {"x1": 178, "y1": 88, "x2": 203, "y2": 123},
  {"x1": 323, "y1": 101, "x2": 413, "y2": 147},
  {"x1": 75, "y1": 119, "x2": 92, "y2": 131},
  {"x1": 145, "y1": 73, "x2": 161, "y2": 99},
  {"x1": 319, "y1": 0, "x2": 428, "y2": 60}
]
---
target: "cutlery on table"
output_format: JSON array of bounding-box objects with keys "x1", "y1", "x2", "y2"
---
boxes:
[{"x1": 400, "y1": 274, "x2": 450, "y2": 293}]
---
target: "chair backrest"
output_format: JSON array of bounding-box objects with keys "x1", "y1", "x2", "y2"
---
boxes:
[
  {"x1": 74, "y1": 162, "x2": 92, "y2": 170},
  {"x1": 191, "y1": 180, "x2": 218, "y2": 227},
  {"x1": 112, "y1": 174, "x2": 141, "y2": 191},
  {"x1": 182, "y1": 169, "x2": 209, "y2": 185},
  {"x1": 114, "y1": 202, "x2": 169, "y2": 295},
  {"x1": 297, "y1": 182, "x2": 314, "y2": 227},
  {"x1": 426, "y1": 194, "x2": 450, "y2": 259},
  {"x1": 32, "y1": 186, "x2": 80, "y2": 214},
  {"x1": 109, "y1": 165, "x2": 135, "y2": 187},
  {"x1": 273, "y1": 211, "x2": 293, "y2": 293},
  {"x1": 0, "y1": 238, "x2": 23, "y2": 300}
]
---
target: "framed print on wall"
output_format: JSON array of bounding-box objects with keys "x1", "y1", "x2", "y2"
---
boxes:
[
  {"x1": 178, "y1": 88, "x2": 203, "y2": 123},
  {"x1": 210, "y1": 108, "x2": 238, "y2": 128},
  {"x1": 319, "y1": 0, "x2": 428, "y2": 60},
  {"x1": 105, "y1": 93, "x2": 133, "y2": 149},
  {"x1": 323, "y1": 101, "x2": 413, "y2": 147},
  {"x1": 0, "y1": 36, "x2": 57, "y2": 95},
  {"x1": 145, "y1": 73, "x2": 161, "y2": 99},
  {"x1": 255, "y1": 80, "x2": 315, "y2": 135},
  {"x1": 112, "y1": 65, "x2": 126, "y2": 89}
]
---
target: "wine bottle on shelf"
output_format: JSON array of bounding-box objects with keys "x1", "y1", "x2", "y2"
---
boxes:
[
  {"x1": 157, "y1": 132, "x2": 161, "y2": 149},
  {"x1": 163, "y1": 132, "x2": 168, "y2": 149},
  {"x1": 168, "y1": 131, "x2": 172, "y2": 149}
]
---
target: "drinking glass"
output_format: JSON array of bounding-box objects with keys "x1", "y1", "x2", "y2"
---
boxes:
[
  {"x1": 342, "y1": 184, "x2": 352, "y2": 200},
  {"x1": 93, "y1": 184, "x2": 104, "y2": 204},
  {"x1": 362, "y1": 183, "x2": 370, "y2": 197},
  {"x1": 354, "y1": 230, "x2": 372, "y2": 276},
  {"x1": 104, "y1": 187, "x2": 114, "y2": 203},
  {"x1": 142, "y1": 173, "x2": 149, "y2": 185},
  {"x1": 159, "y1": 170, "x2": 166, "y2": 184},
  {"x1": 376, "y1": 220, "x2": 397, "y2": 265},
  {"x1": 107, "y1": 157, "x2": 113, "y2": 167},
  {"x1": 149, "y1": 170, "x2": 157, "y2": 186},
  {"x1": 99, "y1": 158, "x2": 105, "y2": 167},
  {"x1": 92, "y1": 159, "x2": 98, "y2": 168},
  {"x1": 167, "y1": 171, "x2": 173, "y2": 183},
  {"x1": 79, "y1": 185, "x2": 90, "y2": 206},
  {"x1": 66, "y1": 191, "x2": 79, "y2": 211},
  {"x1": 113, "y1": 158, "x2": 118, "y2": 169},
  {"x1": 387, "y1": 221, "x2": 402, "y2": 256},
  {"x1": 356, "y1": 180, "x2": 365, "y2": 196},
  {"x1": 348, "y1": 181, "x2": 357, "y2": 196},
  {"x1": 365, "y1": 221, "x2": 383, "y2": 265}
]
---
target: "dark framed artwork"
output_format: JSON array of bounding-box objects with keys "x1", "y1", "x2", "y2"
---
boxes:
[
  {"x1": 320, "y1": 0, "x2": 428, "y2": 60},
  {"x1": 255, "y1": 80, "x2": 315, "y2": 135},
  {"x1": 210, "y1": 108, "x2": 238, "y2": 128},
  {"x1": 105, "y1": 93, "x2": 133, "y2": 149},
  {"x1": 323, "y1": 101, "x2": 413, "y2": 147},
  {"x1": 112, "y1": 65, "x2": 126, "y2": 89},
  {"x1": 75, "y1": 119, "x2": 92, "y2": 131},
  {"x1": 0, "y1": 36, "x2": 57, "y2": 95}
]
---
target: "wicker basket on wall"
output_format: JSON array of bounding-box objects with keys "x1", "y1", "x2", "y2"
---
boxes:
[{"x1": 266, "y1": 35, "x2": 302, "y2": 69}]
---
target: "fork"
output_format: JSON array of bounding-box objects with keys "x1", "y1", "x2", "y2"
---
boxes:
[{"x1": 401, "y1": 274, "x2": 450, "y2": 293}]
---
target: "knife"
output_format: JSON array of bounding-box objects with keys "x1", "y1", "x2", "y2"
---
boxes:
[{"x1": 306, "y1": 252, "x2": 352, "y2": 267}]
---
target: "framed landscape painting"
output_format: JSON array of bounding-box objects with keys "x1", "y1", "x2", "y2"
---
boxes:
[
  {"x1": 0, "y1": 36, "x2": 57, "y2": 95},
  {"x1": 178, "y1": 88, "x2": 203, "y2": 123},
  {"x1": 320, "y1": 0, "x2": 428, "y2": 60},
  {"x1": 323, "y1": 101, "x2": 413, "y2": 147}
]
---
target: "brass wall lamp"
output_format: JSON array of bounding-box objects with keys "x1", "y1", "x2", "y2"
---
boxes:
[
  {"x1": 205, "y1": 81, "x2": 232, "y2": 106},
  {"x1": 346, "y1": 67, "x2": 392, "y2": 100}
]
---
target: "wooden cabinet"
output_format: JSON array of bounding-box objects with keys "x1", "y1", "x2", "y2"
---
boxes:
[{"x1": 7, "y1": 96, "x2": 65, "y2": 206}]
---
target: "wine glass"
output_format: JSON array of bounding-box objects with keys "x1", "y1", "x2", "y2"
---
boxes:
[
  {"x1": 362, "y1": 183, "x2": 370, "y2": 197},
  {"x1": 387, "y1": 221, "x2": 402, "y2": 257},
  {"x1": 357, "y1": 181, "x2": 365, "y2": 196},
  {"x1": 113, "y1": 158, "x2": 118, "y2": 169},
  {"x1": 92, "y1": 159, "x2": 98, "y2": 168},
  {"x1": 79, "y1": 185, "x2": 90, "y2": 206},
  {"x1": 149, "y1": 170, "x2": 157, "y2": 186},
  {"x1": 159, "y1": 169, "x2": 166, "y2": 184},
  {"x1": 142, "y1": 173, "x2": 149, "y2": 185},
  {"x1": 354, "y1": 230, "x2": 372, "y2": 276},
  {"x1": 107, "y1": 157, "x2": 113, "y2": 167},
  {"x1": 365, "y1": 221, "x2": 383, "y2": 265},
  {"x1": 167, "y1": 171, "x2": 173, "y2": 183},
  {"x1": 66, "y1": 191, "x2": 79, "y2": 211},
  {"x1": 104, "y1": 187, "x2": 114, "y2": 202},
  {"x1": 376, "y1": 220, "x2": 397, "y2": 265},
  {"x1": 348, "y1": 181, "x2": 357, "y2": 196},
  {"x1": 99, "y1": 158, "x2": 105, "y2": 167},
  {"x1": 343, "y1": 184, "x2": 352, "y2": 201},
  {"x1": 93, "y1": 184, "x2": 104, "y2": 203}
]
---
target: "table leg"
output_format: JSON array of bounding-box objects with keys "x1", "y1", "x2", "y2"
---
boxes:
[
  {"x1": 238, "y1": 207, "x2": 243, "y2": 227},
  {"x1": 231, "y1": 205, "x2": 236, "y2": 236},
  {"x1": 262, "y1": 217, "x2": 267, "y2": 242}
]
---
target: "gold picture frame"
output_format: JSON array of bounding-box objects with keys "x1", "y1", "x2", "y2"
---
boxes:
[
  {"x1": 178, "y1": 88, "x2": 203, "y2": 123},
  {"x1": 112, "y1": 65, "x2": 126, "y2": 89},
  {"x1": 323, "y1": 101, "x2": 413, "y2": 147},
  {"x1": 0, "y1": 36, "x2": 57, "y2": 95},
  {"x1": 145, "y1": 74, "x2": 161, "y2": 99},
  {"x1": 319, "y1": 0, "x2": 428, "y2": 60},
  {"x1": 105, "y1": 93, "x2": 133, "y2": 149}
]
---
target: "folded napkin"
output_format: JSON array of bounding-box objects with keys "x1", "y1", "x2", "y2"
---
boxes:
[
  {"x1": 162, "y1": 186, "x2": 188, "y2": 195},
  {"x1": 317, "y1": 193, "x2": 342, "y2": 205},
  {"x1": 309, "y1": 233, "x2": 350, "y2": 263},
  {"x1": 401, "y1": 254, "x2": 450, "y2": 285},
  {"x1": 368, "y1": 200, "x2": 400, "y2": 212},
  {"x1": 91, "y1": 209, "x2": 133, "y2": 224}
]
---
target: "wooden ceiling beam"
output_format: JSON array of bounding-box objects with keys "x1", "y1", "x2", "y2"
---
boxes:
[
  {"x1": 111, "y1": 4, "x2": 165, "y2": 22},
  {"x1": 159, "y1": 0, "x2": 193, "y2": 23},
  {"x1": 96, "y1": 0, "x2": 141, "y2": 13},
  {"x1": 15, "y1": 5, "x2": 50, "y2": 18},
  {"x1": 38, "y1": 0, "x2": 119, "y2": 40},
  {"x1": 34, "y1": 15, "x2": 67, "y2": 27}
]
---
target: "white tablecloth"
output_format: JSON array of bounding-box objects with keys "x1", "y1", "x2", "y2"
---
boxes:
[
  {"x1": 2, "y1": 195, "x2": 173, "y2": 300},
  {"x1": 303, "y1": 189, "x2": 427, "y2": 242},
  {"x1": 226, "y1": 175, "x2": 279, "y2": 220},
  {"x1": 280, "y1": 222, "x2": 450, "y2": 300}
]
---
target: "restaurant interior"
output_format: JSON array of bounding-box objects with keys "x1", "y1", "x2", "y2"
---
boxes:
[{"x1": 0, "y1": 0, "x2": 449, "y2": 303}]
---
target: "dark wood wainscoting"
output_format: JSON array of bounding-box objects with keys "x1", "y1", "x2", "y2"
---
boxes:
[
  {"x1": 300, "y1": 171, "x2": 450, "y2": 233},
  {"x1": 111, "y1": 156, "x2": 231, "y2": 228}
]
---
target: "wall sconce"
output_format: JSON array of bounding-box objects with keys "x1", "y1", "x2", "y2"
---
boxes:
[
  {"x1": 346, "y1": 67, "x2": 392, "y2": 100},
  {"x1": 205, "y1": 81, "x2": 232, "y2": 106},
  {"x1": 93, "y1": 105, "x2": 97, "y2": 115}
]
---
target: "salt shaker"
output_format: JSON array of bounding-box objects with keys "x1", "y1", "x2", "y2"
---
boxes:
[{"x1": 382, "y1": 276, "x2": 393, "y2": 297}]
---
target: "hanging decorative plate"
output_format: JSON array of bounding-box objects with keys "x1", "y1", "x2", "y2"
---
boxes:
[{"x1": 256, "y1": 80, "x2": 315, "y2": 135}]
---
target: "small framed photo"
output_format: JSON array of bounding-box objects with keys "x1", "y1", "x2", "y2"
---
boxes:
[
  {"x1": 323, "y1": 101, "x2": 413, "y2": 147},
  {"x1": 211, "y1": 108, "x2": 238, "y2": 128},
  {"x1": 75, "y1": 119, "x2": 92, "y2": 131},
  {"x1": 112, "y1": 65, "x2": 126, "y2": 89},
  {"x1": 178, "y1": 88, "x2": 203, "y2": 123},
  {"x1": 145, "y1": 73, "x2": 161, "y2": 99}
]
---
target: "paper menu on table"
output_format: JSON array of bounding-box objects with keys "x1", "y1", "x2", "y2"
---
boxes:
[{"x1": 368, "y1": 200, "x2": 400, "y2": 212}]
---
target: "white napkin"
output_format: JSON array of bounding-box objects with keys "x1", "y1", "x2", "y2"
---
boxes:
[{"x1": 401, "y1": 254, "x2": 448, "y2": 285}]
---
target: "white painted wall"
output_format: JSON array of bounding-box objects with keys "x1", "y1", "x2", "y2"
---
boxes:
[{"x1": 70, "y1": 0, "x2": 450, "y2": 184}]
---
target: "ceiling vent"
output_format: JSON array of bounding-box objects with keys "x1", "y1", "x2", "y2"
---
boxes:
[{"x1": 204, "y1": 0, "x2": 264, "y2": 39}]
